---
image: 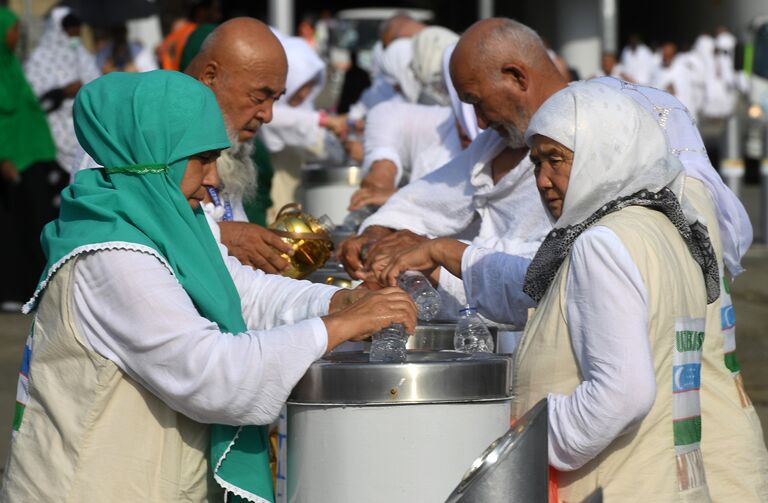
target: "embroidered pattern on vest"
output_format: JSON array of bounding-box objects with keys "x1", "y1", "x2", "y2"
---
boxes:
[
  {"x1": 720, "y1": 275, "x2": 751, "y2": 408},
  {"x1": 673, "y1": 317, "x2": 707, "y2": 491},
  {"x1": 12, "y1": 322, "x2": 34, "y2": 438}
]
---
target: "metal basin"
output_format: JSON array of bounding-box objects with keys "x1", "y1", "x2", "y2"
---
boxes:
[
  {"x1": 409, "y1": 321, "x2": 498, "y2": 351},
  {"x1": 445, "y1": 399, "x2": 549, "y2": 503}
]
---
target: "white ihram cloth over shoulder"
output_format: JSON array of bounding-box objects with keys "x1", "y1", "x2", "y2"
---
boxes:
[
  {"x1": 24, "y1": 6, "x2": 100, "y2": 172},
  {"x1": 260, "y1": 36, "x2": 326, "y2": 152},
  {"x1": 519, "y1": 82, "x2": 698, "y2": 470},
  {"x1": 362, "y1": 102, "x2": 461, "y2": 185},
  {"x1": 360, "y1": 129, "x2": 551, "y2": 324},
  {"x1": 593, "y1": 76, "x2": 752, "y2": 276},
  {"x1": 70, "y1": 209, "x2": 337, "y2": 426}
]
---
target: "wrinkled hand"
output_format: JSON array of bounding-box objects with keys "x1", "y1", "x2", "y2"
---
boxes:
[
  {"x1": 337, "y1": 226, "x2": 393, "y2": 276},
  {"x1": 322, "y1": 287, "x2": 418, "y2": 351},
  {"x1": 219, "y1": 221, "x2": 295, "y2": 274},
  {"x1": 376, "y1": 238, "x2": 469, "y2": 287},
  {"x1": 348, "y1": 185, "x2": 396, "y2": 211},
  {"x1": 363, "y1": 229, "x2": 427, "y2": 272},
  {"x1": 373, "y1": 239, "x2": 441, "y2": 287}
]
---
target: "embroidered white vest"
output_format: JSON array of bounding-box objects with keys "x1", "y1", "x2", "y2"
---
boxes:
[
  {"x1": 0, "y1": 257, "x2": 216, "y2": 502},
  {"x1": 514, "y1": 206, "x2": 710, "y2": 503}
]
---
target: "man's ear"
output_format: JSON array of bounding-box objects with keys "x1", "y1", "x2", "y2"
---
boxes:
[
  {"x1": 501, "y1": 62, "x2": 528, "y2": 92},
  {"x1": 200, "y1": 61, "x2": 219, "y2": 87}
]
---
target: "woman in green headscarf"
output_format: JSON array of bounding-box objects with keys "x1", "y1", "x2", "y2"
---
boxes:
[
  {"x1": 0, "y1": 70, "x2": 416, "y2": 502},
  {"x1": 0, "y1": 5, "x2": 67, "y2": 306}
]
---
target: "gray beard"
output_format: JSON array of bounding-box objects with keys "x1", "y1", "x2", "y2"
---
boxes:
[
  {"x1": 218, "y1": 134, "x2": 257, "y2": 203},
  {"x1": 501, "y1": 124, "x2": 527, "y2": 149}
]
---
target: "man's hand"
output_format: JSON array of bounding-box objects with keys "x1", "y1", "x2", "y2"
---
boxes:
[
  {"x1": 219, "y1": 221, "x2": 295, "y2": 274},
  {"x1": 374, "y1": 238, "x2": 469, "y2": 287},
  {"x1": 322, "y1": 287, "x2": 417, "y2": 351},
  {"x1": 337, "y1": 225, "x2": 393, "y2": 276},
  {"x1": 344, "y1": 139, "x2": 364, "y2": 163},
  {"x1": 362, "y1": 229, "x2": 427, "y2": 272},
  {"x1": 348, "y1": 185, "x2": 396, "y2": 211}
]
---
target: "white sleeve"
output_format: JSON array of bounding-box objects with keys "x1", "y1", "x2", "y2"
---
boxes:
[
  {"x1": 363, "y1": 103, "x2": 408, "y2": 184},
  {"x1": 72, "y1": 249, "x2": 331, "y2": 426},
  {"x1": 548, "y1": 226, "x2": 655, "y2": 471},
  {"x1": 223, "y1": 250, "x2": 337, "y2": 329},
  {"x1": 260, "y1": 107, "x2": 322, "y2": 152},
  {"x1": 460, "y1": 245, "x2": 534, "y2": 327}
]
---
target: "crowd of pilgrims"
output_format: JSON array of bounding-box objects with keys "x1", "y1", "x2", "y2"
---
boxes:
[{"x1": 0, "y1": 2, "x2": 767, "y2": 502}]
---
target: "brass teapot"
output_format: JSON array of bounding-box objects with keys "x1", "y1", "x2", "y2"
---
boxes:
[{"x1": 268, "y1": 204, "x2": 334, "y2": 279}]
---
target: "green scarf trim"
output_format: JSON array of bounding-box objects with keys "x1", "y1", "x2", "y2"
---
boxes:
[{"x1": 27, "y1": 71, "x2": 274, "y2": 503}]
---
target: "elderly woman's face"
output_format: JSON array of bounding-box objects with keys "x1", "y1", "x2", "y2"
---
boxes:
[
  {"x1": 181, "y1": 150, "x2": 221, "y2": 209},
  {"x1": 288, "y1": 80, "x2": 317, "y2": 107},
  {"x1": 530, "y1": 135, "x2": 573, "y2": 220}
]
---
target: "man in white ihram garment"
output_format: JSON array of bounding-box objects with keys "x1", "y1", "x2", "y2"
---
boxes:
[
  {"x1": 349, "y1": 27, "x2": 463, "y2": 211},
  {"x1": 338, "y1": 19, "x2": 559, "y2": 345},
  {"x1": 375, "y1": 17, "x2": 768, "y2": 502},
  {"x1": 619, "y1": 33, "x2": 657, "y2": 85}
]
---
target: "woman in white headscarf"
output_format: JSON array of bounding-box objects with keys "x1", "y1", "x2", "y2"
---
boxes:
[
  {"x1": 259, "y1": 35, "x2": 347, "y2": 220},
  {"x1": 24, "y1": 6, "x2": 100, "y2": 173},
  {"x1": 511, "y1": 82, "x2": 767, "y2": 502},
  {"x1": 525, "y1": 83, "x2": 719, "y2": 501}
]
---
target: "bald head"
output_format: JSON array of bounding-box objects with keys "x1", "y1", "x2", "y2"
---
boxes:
[
  {"x1": 450, "y1": 18, "x2": 567, "y2": 147},
  {"x1": 380, "y1": 13, "x2": 425, "y2": 47},
  {"x1": 186, "y1": 18, "x2": 288, "y2": 142}
]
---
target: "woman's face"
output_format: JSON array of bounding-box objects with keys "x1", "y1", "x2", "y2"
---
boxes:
[
  {"x1": 530, "y1": 135, "x2": 574, "y2": 220},
  {"x1": 181, "y1": 150, "x2": 221, "y2": 209},
  {"x1": 288, "y1": 80, "x2": 317, "y2": 107}
]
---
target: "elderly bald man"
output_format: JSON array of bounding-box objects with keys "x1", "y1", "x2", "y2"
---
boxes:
[
  {"x1": 184, "y1": 18, "x2": 296, "y2": 273},
  {"x1": 373, "y1": 17, "x2": 766, "y2": 502},
  {"x1": 337, "y1": 19, "x2": 559, "y2": 333}
]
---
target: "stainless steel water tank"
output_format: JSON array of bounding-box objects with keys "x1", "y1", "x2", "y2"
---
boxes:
[{"x1": 286, "y1": 351, "x2": 513, "y2": 503}]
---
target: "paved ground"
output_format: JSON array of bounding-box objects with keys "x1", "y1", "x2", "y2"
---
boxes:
[{"x1": 0, "y1": 186, "x2": 766, "y2": 480}]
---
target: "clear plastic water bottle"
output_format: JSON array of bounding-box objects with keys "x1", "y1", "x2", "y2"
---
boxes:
[
  {"x1": 454, "y1": 306, "x2": 494, "y2": 353},
  {"x1": 341, "y1": 205, "x2": 377, "y2": 232},
  {"x1": 369, "y1": 323, "x2": 407, "y2": 363},
  {"x1": 397, "y1": 271, "x2": 441, "y2": 321}
]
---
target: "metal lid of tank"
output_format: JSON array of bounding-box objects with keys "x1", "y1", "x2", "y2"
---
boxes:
[
  {"x1": 288, "y1": 350, "x2": 512, "y2": 405},
  {"x1": 302, "y1": 164, "x2": 362, "y2": 185}
]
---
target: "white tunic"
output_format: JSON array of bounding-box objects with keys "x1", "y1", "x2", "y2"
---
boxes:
[
  {"x1": 70, "y1": 220, "x2": 336, "y2": 426},
  {"x1": 363, "y1": 102, "x2": 462, "y2": 184}
]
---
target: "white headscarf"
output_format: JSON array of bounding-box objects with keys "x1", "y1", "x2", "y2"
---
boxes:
[
  {"x1": 442, "y1": 43, "x2": 481, "y2": 141},
  {"x1": 524, "y1": 82, "x2": 718, "y2": 303},
  {"x1": 526, "y1": 82, "x2": 690, "y2": 228},
  {"x1": 379, "y1": 38, "x2": 421, "y2": 103},
  {"x1": 280, "y1": 36, "x2": 326, "y2": 109},
  {"x1": 411, "y1": 26, "x2": 459, "y2": 105}
]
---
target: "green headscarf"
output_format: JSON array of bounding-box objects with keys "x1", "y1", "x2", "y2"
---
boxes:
[
  {"x1": 0, "y1": 6, "x2": 56, "y2": 172},
  {"x1": 180, "y1": 23, "x2": 217, "y2": 72},
  {"x1": 27, "y1": 70, "x2": 274, "y2": 503}
]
